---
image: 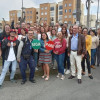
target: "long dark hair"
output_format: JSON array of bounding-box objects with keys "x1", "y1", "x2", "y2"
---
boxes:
[
  {"x1": 41, "y1": 32, "x2": 49, "y2": 40},
  {"x1": 61, "y1": 26, "x2": 68, "y2": 38},
  {"x1": 51, "y1": 28, "x2": 57, "y2": 37}
]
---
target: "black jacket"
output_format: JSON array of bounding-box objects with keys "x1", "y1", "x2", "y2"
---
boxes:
[{"x1": 2, "y1": 38, "x2": 20, "y2": 60}]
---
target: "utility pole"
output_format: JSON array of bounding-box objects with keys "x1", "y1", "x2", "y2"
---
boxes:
[
  {"x1": 86, "y1": 0, "x2": 90, "y2": 29},
  {"x1": 76, "y1": 0, "x2": 81, "y2": 25},
  {"x1": 96, "y1": 0, "x2": 99, "y2": 31},
  {"x1": 22, "y1": 0, "x2": 23, "y2": 20}
]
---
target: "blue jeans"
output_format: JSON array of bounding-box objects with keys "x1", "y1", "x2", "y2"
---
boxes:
[
  {"x1": 91, "y1": 49, "x2": 96, "y2": 65},
  {"x1": 19, "y1": 56, "x2": 35, "y2": 81},
  {"x1": 55, "y1": 53, "x2": 65, "y2": 75},
  {"x1": 0, "y1": 60, "x2": 17, "y2": 85}
]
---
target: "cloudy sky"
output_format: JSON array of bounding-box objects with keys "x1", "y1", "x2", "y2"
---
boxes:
[{"x1": 0, "y1": 0, "x2": 99, "y2": 21}]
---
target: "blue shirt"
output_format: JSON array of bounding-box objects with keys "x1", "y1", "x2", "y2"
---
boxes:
[{"x1": 71, "y1": 33, "x2": 78, "y2": 50}]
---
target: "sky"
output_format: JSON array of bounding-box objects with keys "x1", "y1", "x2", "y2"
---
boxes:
[{"x1": 0, "y1": 0, "x2": 100, "y2": 21}]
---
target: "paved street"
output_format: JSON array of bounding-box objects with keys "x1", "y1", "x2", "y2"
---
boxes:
[{"x1": 0, "y1": 66, "x2": 100, "y2": 100}]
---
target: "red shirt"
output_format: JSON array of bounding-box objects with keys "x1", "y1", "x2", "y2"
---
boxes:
[{"x1": 53, "y1": 38, "x2": 67, "y2": 55}]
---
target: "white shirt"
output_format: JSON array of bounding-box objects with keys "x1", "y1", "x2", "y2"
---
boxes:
[
  {"x1": 7, "y1": 42, "x2": 16, "y2": 61},
  {"x1": 38, "y1": 34, "x2": 41, "y2": 40},
  {"x1": 18, "y1": 35, "x2": 26, "y2": 41}
]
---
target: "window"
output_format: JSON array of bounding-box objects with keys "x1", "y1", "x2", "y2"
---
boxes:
[
  {"x1": 41, "y1": 12, "x2": 43, "y2": 15},
  {"x1": 65, "y1": 4, "x2": 67, "y2": 7},
  {"x1": 69, "y1": 3, "x2": 72, "y2": 7},
  {"x1": 69, "y1": 15, "x2": 71, "y2": 18},
  {"x1": 45, "y1": 17, "x2": 47, "y2": 20},
  {"x1": 65, "y1": 9, "x2": 67, "y2": 13},
  {"x1": 30, "y1": 11, "x2": 32, "y2": 14},
  {"x1": 11, "y1": 14, "x2": 12, "y2": 16},
  {"x1": 36, "y1": 16, "x2": 38, "y2": 19},
  {"x1": 36, "y1": 12, "x2": 38, "y2": 14},
  {"x1": 27, "y1": 16, "x2": 29, "y2": 19},
  {"x1": 41, "y1": 7, "x2": 43, "y2": 10},
  {"x1": 59, "y1": 16, "x2": 62, "y2": 21},
  {"x1": 51, "y1": 17, "x2": 54, "y2": 21},
  {"x1": 59, "y1": 5, "x2": 63, "y2": 10},
  {"x1": 41, "y1": 18, "x2": 43, "y2": 20},
  {"x1": 68, "y1": 21, "x2": 72, "y2": 24},
  {"x1": 45, "y1": 7, "x2": 47, "y2": 10},
  {"x1": 30, "y1": 16, "x2": 32, "y2": 19},
  {"x1": 50, "y1": 12, "x2": 54, "y2": 16},
  {"x1": 13, "y1": 13, "x2": 15, "y2": 16},
  {"x1": 64, "y1": 16, "x2": 67, "y2": 18},
  {"x1": 69, "y1": 9, "x2": 71, "y2": 13},
  {"x1": 45, "y1": 12, "x2": 47, "y2": 15},
  {"x1": 30, "y1": 21, "x2": 32, "y2": 23},
  {"x1": 50, "y1": 7, "x2": 54, "y2": 11},
  {"x1": 59, "y1": 11, "x2": 63, "y2": 15},
  {"x1": 64, "y1": 21, "x2": 67, "y2": 23}
]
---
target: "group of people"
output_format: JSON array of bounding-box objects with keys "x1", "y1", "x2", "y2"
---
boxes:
[{"x1": 0, "y1": 21, "x2": 100, "y2": 88}]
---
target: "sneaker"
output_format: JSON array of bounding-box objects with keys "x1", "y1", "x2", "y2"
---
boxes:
[
  {"x1": 64, "y1": 69, "x2": 66, "y2": 73},
  {"x1": 56, "y1": 73, "x2": 60, "y2": 78},
  {"x1": 61, "y1": 75, "x2": 65, "y2": 80},
  {"x1": 65, "y1": 70, "x2": 70, "y2": 75},
  {"x1": 35, "y1": 67, "x2": 38, "y2": 71},
  {"x1": 91, "y1": 65, "x2": 96, "y2": 69},
  {"x1": 10, "y1": 79, "x2": 17, "y2": 83}
]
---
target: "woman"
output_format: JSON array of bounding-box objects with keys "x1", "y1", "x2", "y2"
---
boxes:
[
  {"x1": 53, "y1": 32, "x2": 66, "y2": 80},
  {"x1": 50, "y1": 29, "x2": 57, "y2": 69},
  {"x1": 69, "y1": 26, "x2": 73, "y2": 36},
  {"x1": 18, "y1": 28, "x2": 27, "y2": 41},
  {"x1": 39, "y1": 33, "x2": 52, "y2": 81},
  {"x1": 97, "y1": 28, "x2": 100, "y2": 66},
  {"x1": 90, "y1": 30, "x2": 99, "y2": 69},
  {"x1": 81, "y1": 28, "x2": 93, "y2": 79},
  {"x1": 61, "y1": 26, "x2": 70, "y2": 74}
]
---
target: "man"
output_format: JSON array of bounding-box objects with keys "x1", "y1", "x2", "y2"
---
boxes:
[
  {"x1": 17, "y1": 30, "x2": 36, "y2": 84},
  {"x1": 68, "y1": 25, "x2": 86, "y2": 84},
  {"x1": 0, "y1": 29, "x2": 19, "y2": 88}
]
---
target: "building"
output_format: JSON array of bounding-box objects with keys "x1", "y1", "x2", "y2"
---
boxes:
[
  {"x1": 25, "y1": 7, "x2": 36, "y2": 25},
  {"x1": 40, "y1": 3, "x2": 50, "y2": 25},
  {"x1": 50, "y1": 3, "x2": 58, "y2": 25},
  {"x1": 84, "y1": 15, "x2": 96, "y2": 28},
  {"x1": 36, "y1": 8, "x2": 40, "y2": 24},
  {"x1": 9, "y1": 10, "x2": 21, "y2": 25},
  {"x1": 58, "y1": 1, "x2": 63, "y2": 24},
  {"x1": 63, "y1": 0, "x2": 76, "y2": 24}
]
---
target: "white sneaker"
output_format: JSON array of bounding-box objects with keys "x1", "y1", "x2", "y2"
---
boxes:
[
  {"x1": 35, "y1": 67, "x2": 38, "y2": 71},
  {"x1": 64, "y1": 69, "x2": 66, "y2": 73},
  {"x1": 53, "y1": 67, "x2": 56, "y2": 69},
  {"x1": 61, "y1": 75, "x2": 65, "y2": 80},
  {"x1": 65, "y1": 70, "x2": 70, "y2": 75},
  {"x1": 56, "y1": 73, "x2": 60, "y2": 78}
]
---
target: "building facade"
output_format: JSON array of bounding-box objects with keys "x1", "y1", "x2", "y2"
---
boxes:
[
  {"x1": 25, "y1": 7, "x2": 36, "y2": 25},
  {"x1": 9, "y1": 10, "x2": 21, "y2": 25},
  {"x1": 40, "y1": 3, "x2": 50, "y2": 25}
]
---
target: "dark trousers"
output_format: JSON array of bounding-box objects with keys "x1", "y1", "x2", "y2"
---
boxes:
[
  {"x1": 91, "y1": 49, "x2": 96, "y2": 66},
  {"x1": 19, "y1": 56, "x2": 35, "y2": 81},
  {"x1": 97, "y1": 46, "x2": 100, "y2": 65},
  {"x1": 81, "y1": 52, "x2": 91, "y2": 74},
  {"x1": 64, "y1": 49, "x2": 70, "y2": 70}
]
